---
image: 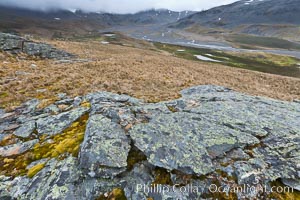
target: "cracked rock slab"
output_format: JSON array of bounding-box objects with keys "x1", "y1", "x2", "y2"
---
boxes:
[
  {"x1": 36, "y1": 107, "x2": 89, "y2": 136},
  {"x1": 129, "y1": 112, "x2": 252, "y2": 175},
  {"x1": 79, "y1": 114, "x2": 131, "y2": 178}
]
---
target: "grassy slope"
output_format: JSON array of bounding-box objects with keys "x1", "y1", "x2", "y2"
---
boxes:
[
  {"x1": 1, "y1": 34, "x2": 300, "y2": 110},
  {"x1": 154, "y1": 42, "x2": 300, "y2": 78},
  {"x1": 226, "y1": 34, "x2": 300, "y2": 50}
]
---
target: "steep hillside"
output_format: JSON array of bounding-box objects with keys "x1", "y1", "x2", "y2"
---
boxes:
[
  {"x1": 173, "y1": 0, "x2": 300, "y2": 28},
  {"x1": 171, "y1": 0, "x2": 300, "y2": 40}
]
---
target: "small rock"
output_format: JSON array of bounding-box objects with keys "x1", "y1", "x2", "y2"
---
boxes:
[
  {"x1": 57, "y1": 93, "x2": 67, "y2": 100},
  {"x1": 55, "y1": 99, "x2": 73, "y2": 105},
  {"x1": 73, "y1": 97, "x2": 82, "y2": 107},
  {"x1": 30, "y1": 64, "x2": 37, "y2": 69},
  {"x1": 0, "y1": 139, "x2": 38, "y2": 157},
  {"x1": 0, "y1": 112, "x2": 15, "y2": 120},
  {"x1": 15, "y1": 71, "x2": 30, "y2": 76},
  {"x1": 57, "y1": 104, "x2": 70, "y2": 111},
  {"x1": 44, "y1": 104, "x2": 60, "y2": 114},
  {"x1": 22, "y1": 99, "x2": 40, "y2": 114},
  {"x1": 36, "y1": 89, "x2": 47, "y2": 93},
  {"x1": 4, "y1": 124, "x2": 20, "y2": 131},
  {"x1": 13, "y1": 121, "x2": 36, "y2": 138}
]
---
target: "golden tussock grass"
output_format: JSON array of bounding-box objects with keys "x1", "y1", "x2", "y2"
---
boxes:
[{"x1": 1, "y1": 39, "x2": 300, "y2": 110}]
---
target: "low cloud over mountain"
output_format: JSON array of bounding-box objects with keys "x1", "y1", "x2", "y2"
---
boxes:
[{"x1": 0, "y1": 0, "x2": 238, "y2": 13}]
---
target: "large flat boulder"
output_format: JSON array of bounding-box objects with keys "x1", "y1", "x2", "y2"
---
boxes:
[{"x1": 79, "y1": 114, "x2": 131, "y2": 178}]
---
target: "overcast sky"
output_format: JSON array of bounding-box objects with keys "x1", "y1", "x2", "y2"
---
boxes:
[{"x1": 0, "y1": 0, "x2": 239, "y2": 13}]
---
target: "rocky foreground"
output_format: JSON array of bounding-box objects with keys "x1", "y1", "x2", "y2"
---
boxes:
[{"x1": 0, "y1": 85, "x2": 299, "y2": 199}]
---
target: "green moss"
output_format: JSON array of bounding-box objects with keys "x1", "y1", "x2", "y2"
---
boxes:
[
  {"x1": 152, "y1": 167, "x2": 173, "y2": 185},
  {"x1": 96, "y1": 188, "x2": 127, "y2": 200},
  {"x1": 110, "y1": 188, "x2": 127, "y2": 200},
  {"x1": 27, "y1": 163, "x2": 46, "y2": 178},
  {"x1": 269, "y1": 180, "x2": 300, "y2": 200},
  {"x1": 0, "y1": 92, "x2": 8, "y2": 98},
  {"x1": 126, "y1": 146, "x2": 147, "y2": 170},
  {"x1": 0, "y1": 114, "x2": 89, "y2": 177},
  {"x1": 167, "y1": 106, "x2": 178, "y2": 113},
  {"x1": 80, "y1": 100, "x2": 91, "y2": 108},
  {"x1": 33, "y1": 114, "x2": 89, "y2": 159}
]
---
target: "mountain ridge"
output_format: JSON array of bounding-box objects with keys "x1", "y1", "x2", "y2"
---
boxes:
[{"x1": 172, "y1": 0, "x2": 300, "y2": 28}]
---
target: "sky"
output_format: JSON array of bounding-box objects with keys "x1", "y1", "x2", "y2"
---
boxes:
[{"x1": 0, "y1": 0, "x2": 239, "y2": 14}]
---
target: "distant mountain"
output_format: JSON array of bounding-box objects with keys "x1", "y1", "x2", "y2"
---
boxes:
[
  {"x1": 0, "y1": 6, "x2": 194, "y2": 38},
  {"x1": 172, "y1": 0, "x2": 300, "y2": 28}
]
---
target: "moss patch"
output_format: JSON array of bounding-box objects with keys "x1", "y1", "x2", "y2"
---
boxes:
[
  {"x1": 80, "y1": 100, "x2": 91, "y2": 108},
  {"x1": 152, "y1": 167, "x2": 173, "y2": 185},
  {"x1": 96, "y1": 188, "x2": 127, "y2": 200},
  {"x1": 27, "y1": 163, "x2": 46, "y2": 178},
  {"x1": 0, "y1": 114, "x2": 89, "y2": 177},
  {"x1": 33, "y1": 114, "x2": 88, "y2": 159},
  {"x1": 269, "y1": 180, "x2": 300, "y2": 200},
  {"x1": 126, "y1": 145, "x2": 147, "y2": 170}
]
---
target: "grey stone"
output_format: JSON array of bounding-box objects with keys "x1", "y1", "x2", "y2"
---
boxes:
[
  {"x1": 0, "y1": 33, "x2": 23, "y2": 51},
  {"x1": 55, "y1": 98, "x2": 74, "y2": 105},
  {"x1": 13, "y1": 120, "x2": 36, "y2": 138},
  {"x1": 73, "y1": 96, "x2": 83, "y2": 107},
  {"x1": 86, "y1": 91, "x2": 142, "y2": 106},
  {"x1": 131, "y1": 112, "x2": 233, "y2": 175},
  {"x1": 0, "y1": 32, "x2": 73, "y2": 59},
  {"x1": 22, "y1": 98, "x2": 40, "y2": 114},
  {"x1": 282, "y1": 179, "x2": 300, "y2": 191},
  {"x1": 57, "y1": 93, "x2": 67, "y2": 100},
  {"x1": 79, "y1": 114, "x2": 131, "y2": 178},
  {"x1": 23, "y1": 42, "x2": 72, "y2": 59},
  {"x1": 44, "y1": 104, "x2": 60, "y2": 114},
  {"x1": 37, "y1": 107, "x2": 89, "y2": 136},
  {"x1": 0, "y1": 139, "x2": 38, "y2": 157},
  {"x1": 0, "y1": 112, "x2": 15, "y2": 120}
]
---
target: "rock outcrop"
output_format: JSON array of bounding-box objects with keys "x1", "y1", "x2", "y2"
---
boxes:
[
  {"x1": 0, "y1": 85, "x2": 299, "y2": 199},
  {"x1": 0, "y1": 32, "x2": 73, "y2": 59}
]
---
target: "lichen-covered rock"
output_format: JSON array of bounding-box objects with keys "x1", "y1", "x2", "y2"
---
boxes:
[
  {"x1": 0, "y1": 85, "x2": 299, "y2": 200},
  {"x1": 129, "y1": 111, "x2": 254, "y2": 175},
  {"x1": 0, "y1": 33, "x2": 23, "y2": 51},
  {"x1": 86, "y1": 91, "x2": 141, "y2": 107},
  {"x1": 79, "y1": 114, "x2": 131, "y2": 178},
  {"x1": 13, "y1": 120, "x2": 36, "y2": 138},
  {"x1": 44, "y1": 104, "x2": 60, "y2": 114},
  {"x1": 36, "y1": 107, "x2": 89, "y2": 136},
  {"x1": 0, "y1": 32, "x2": 73, "y2": 59},
  {"x1": 22, "y1": 99, "x2": 40, "y2": 114}
]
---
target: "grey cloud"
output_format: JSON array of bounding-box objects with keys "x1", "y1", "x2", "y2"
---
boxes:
[{"x1": 0, "y1": 0, "x2": 238, "y2": 13}]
